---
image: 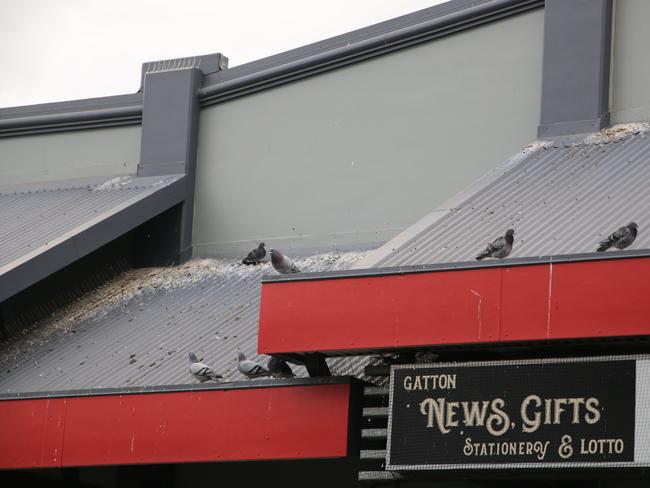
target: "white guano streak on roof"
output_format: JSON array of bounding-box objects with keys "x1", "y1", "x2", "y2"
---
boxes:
[{"x1": 0, "y1": 251, "x2": 374, "y2": 394}]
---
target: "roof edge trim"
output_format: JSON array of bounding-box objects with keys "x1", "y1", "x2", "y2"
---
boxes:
[
  {"x1": 0, "y1": 94, "x2": 143, "y2": 138},
  {"x1": 198, "y1": 0, "x2": 543, "y2": 105},
  {"x1": 262, "y1": 249, "x2": 650, "y2": 283},
  {"x1": 0, "y1": 376, "x2": 355, "y2": 401}
]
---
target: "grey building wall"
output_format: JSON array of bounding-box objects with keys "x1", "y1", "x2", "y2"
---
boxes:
[
  {"x1": 611, "y1": 0, "x2": 650, "y2": 124},
  {"x1": 0, "y1": 126, "x2": 141, "y2": 185},
  {"x1": 193, "y1": 9, "x2": 545, "y2": 257}
]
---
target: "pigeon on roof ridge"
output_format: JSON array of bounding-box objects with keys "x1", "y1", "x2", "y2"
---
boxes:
[
  {"x1": 475, "y1": 229, "x2": 515, "y2": 260},
  {"x1": 597, "y1": 222, "x2": 638, "y2": 252},
  {"x1": 242, "y1": 242, "x2": 266, "y2": 265},
  {"x1": 267, "y1": 357, "x2": 295, "y2": 378},
  {"x1": 270, "y1": 249, "x2": 300, "y2": 274},
  {"x1": 237, "y1": 352, "x2": 273, "y2": 379},
  {"x1": 188, "y1": 352, "x2": 223, "y2": 383}
]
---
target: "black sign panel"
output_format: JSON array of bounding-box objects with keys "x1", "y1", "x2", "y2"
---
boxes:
[{"x1": 387, "y1": 359, "x2": 635, "y2": 469}]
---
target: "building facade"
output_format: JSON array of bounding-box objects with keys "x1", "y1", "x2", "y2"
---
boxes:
[{"x1": 1, "y1": 0, "x2": 649, "y2": 486}]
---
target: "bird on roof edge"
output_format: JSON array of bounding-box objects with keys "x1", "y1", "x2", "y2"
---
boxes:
[
  {"x1": 242, "y1": 242, "x2": 266, "y2": 265},
  {"x1": 188, "y1": 352, "x2": 223, "y2": 383},
  {"x1": 237, "y1": 352, "x2": 273, "y2": 379},
  {"x1": 270, "y1": 249, "x2": 300, "y2": 274},
  {"x1": 267, "y1": 356, "x2": 295, "y2": 378},
  {"x1": 476, "y1": 229, "x2": 515, "y2": 260},
  {"x1": 597, "y1": 222, "x2": 638, "y2": 252}
]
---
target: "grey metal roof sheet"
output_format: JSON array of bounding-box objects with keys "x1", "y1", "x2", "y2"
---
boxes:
[
  {"x1": 357, "y1": 123, "x2": 650, "y2": 268},
  {"x1": 0, "y1": 175, "x2": 181, "y2": 270},
  {"x1": 0, "y1": 251, "x2": 373, "y2": 395},
  {"x1": 0, "y1": 174, "x2": 186, "y2": 302}
]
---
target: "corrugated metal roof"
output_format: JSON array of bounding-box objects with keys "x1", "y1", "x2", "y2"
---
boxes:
[
  {"x1": 0, "y1": 251, "x2": 374, "y2": 394},
  {"x1": 0, "y1": 174, "x2": 183, "y2": 272},
  {"x1": 358, "y1": 123, "x2": 650, "y2": 268}
]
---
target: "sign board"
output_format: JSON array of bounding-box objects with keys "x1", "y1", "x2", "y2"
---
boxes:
[{"x1": 387, "y1": 356, "x2": 650, "y2": 470}]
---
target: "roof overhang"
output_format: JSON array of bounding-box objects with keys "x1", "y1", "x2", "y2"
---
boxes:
[
  {"x1": 0, "y1": 175, "x2": 187, "y2": 303},
  {"x1": 258, "y1": 251, "x2": 650, "y2": 357},
  {"x1": 0, "y1": 378, "x2": 360, "y2": 469}
]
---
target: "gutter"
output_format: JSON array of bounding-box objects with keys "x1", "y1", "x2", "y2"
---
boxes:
[{"x1": 0, "y1": 94, "x2": 143, "y2": 137}]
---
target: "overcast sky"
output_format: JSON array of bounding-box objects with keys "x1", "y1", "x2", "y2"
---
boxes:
[{"x1": 0, "y1": 0, "x2": 446, "y2": 108}]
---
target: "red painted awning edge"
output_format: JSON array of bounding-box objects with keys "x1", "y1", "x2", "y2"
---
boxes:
[
  {"x1": 0, "y1": 379, "x2": 358, "y2": 469},
  {"x1": 258, "y1": 255, "x2": 650, "y2": 355}
]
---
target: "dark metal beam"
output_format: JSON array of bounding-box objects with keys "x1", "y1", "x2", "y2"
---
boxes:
[
  {"x1": 303, "y1": 353, "x2": 332, "y2": 377},
  {"x1": 135, "y1": 55, "x2": 226, "y2": 266},
  {"x1": 0, "y1": 376, "x2": 356, "y2": 401},
  {"x1": 138, "y1": 64, "x2": 202, "y2": 177}
]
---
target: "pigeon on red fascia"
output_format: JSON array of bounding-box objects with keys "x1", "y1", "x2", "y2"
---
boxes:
[
  {"x1": 188, "y1": 352, "x2": 222, "y2": 382},
  {"x1": 597, "y1": 222, "x2": 638, "y2": 252},
  {"x1": 476, "y1": 229, "x2": 515, "y2": 260},
  {"x1": 242, "y1": 242, "x2": 266, "y2": 265},
  {"x1": 270, "y1": 249, "x2": 300, "y2": 274}
]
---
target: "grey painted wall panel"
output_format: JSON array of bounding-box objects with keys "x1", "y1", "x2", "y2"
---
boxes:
[
  {"x1": 194, "y1": 10, "x2": 544, "y2": 257},
  {"x1": 0, "y1": 126, "x2": 141, "y2": 184},
  {"x1": 611, "y1": 0, "x2": 650, "y2": 124},
  {"x1": 537, "y1": 0, "x2": 612, "y2": 137}
]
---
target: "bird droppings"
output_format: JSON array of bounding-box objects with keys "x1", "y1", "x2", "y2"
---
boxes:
[
  {"x1": 469, "y1": 289, "x2": 483, "y2": 338},
  {"x1": 506, "y1": 141, "x2": 554, "y2": 166},
  {"x1": 582, "y1": 122, "x2": 649, "y2": 144},
  {"x1": 0, "y1": 250, "x2": 374, "y2": 393},
  {"x1": 91, "y1": 176, "x2": 134, "y2": 191}
]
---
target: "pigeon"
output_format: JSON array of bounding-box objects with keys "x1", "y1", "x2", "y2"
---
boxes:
[
  {"x1": 270, "y1": 249, "x2": 300, "y2": 274},
  {"x1": 476, "y1": 229, "x2": 515, "y2": 260},
  {"x1": 242, "y1": 242, "x2": 266, "y2": 265},
  {"x1": 597, "y1": 222, "x2": 638, "y2": 252},
  {"x1": 377, "y1": 352, "x2": 403, "y2": 365},
  {"x1": 267, "y1": 357, "x2": 295, "y2": 378},
  {"x1": 188, "y1": 352, "x2": 222, "y2": 383},
  {"x1": 237, "y1": 352, "x2": 272, "y2": 379}
]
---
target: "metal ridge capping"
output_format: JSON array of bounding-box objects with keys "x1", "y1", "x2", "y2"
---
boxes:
[
  {"x1": 198, "y1": 0, "x2": 543, "y2": 104},
  {"x1": 261, "y1": 249, "x2": 650, "y2": 283},
  {"x1": 0, "y1": 0, "x2": 542, "y2": 135}
]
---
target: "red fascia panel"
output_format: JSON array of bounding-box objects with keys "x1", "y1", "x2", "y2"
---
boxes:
[
  {"x1": 0, "y1": 397, "x2": 67, "y2": 469},
  {"x1": 258, "y1": 257, "x2": 650, "y2": 354},
  {"x1": 0, "y1": 383, "x2": 350, "y2": 469}
]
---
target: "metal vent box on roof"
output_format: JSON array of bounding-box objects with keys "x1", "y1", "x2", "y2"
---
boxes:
[{"x1": 386, "y1": 356, "x2": 650, "y2": 471}]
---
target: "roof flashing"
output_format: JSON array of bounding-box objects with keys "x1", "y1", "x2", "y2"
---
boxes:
[{"x1": 262, "y1": 248, "x2": 650, "y2": 284}]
